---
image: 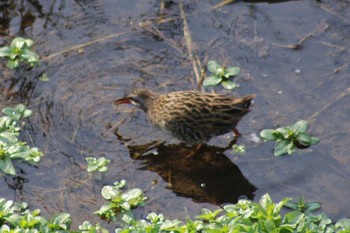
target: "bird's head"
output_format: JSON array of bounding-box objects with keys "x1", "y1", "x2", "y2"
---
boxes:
[{"x1": 114, "y1": 89, "x2": 156, "y2": 112}]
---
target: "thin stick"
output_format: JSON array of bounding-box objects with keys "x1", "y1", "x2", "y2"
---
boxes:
[
  {"x1": 272, "y1": 22, "x2": 329, "y2": 50},
  {"x1": 316, "y1": 1, "x2": 350, "y2": 24},
  {"x1": 179, "y1": 2, "x2": 201, "y2": 89},
  {"x1": 211, "y1": 0, "x2": 235, "y2": 10},
  {"x1": 334, "y1": 60, "x2": 350, "y2": 74},
  {"x1": 42, "y1": 31, "x2": 129, "y2": 61},
  {"x1": 307, "y1": 87, "x2": 350, "y2": 121},
  {"x1": 196, "y1": 54, "x2": 207, "y2": 91}
]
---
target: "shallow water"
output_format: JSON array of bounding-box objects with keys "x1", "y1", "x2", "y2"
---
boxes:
[{"x1": 0, "y1": 0, "x2": 350, "y2": 230}]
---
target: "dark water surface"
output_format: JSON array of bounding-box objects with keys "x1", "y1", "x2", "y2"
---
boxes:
[{"x1": 0, "y1": 0, "x2": 350, "y2": 229}]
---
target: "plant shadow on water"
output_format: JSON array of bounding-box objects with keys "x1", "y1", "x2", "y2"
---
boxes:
[{"x1": 127, "y1": 141, "x2": 257, "y2": 205}]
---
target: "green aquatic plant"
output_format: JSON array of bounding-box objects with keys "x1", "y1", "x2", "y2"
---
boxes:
[
  {"x1": 285, "y1": 196, "x2": 321, "y2": 214},
  {"x1": 86, "y1": 156, "x2": 111, "y2": 173},
  {"x1": 0, "y1": 37, "x2": 40, "y2": 69},
  {"x1": 0, "y1": 104, "x2": 44, "y2": 175},
  {"x1": 94, "y1": 180, "x2": 147, "y2": 223},
  {"x1": 1, "y1": 185, "x2": 350, "y2": 232},
  {"x1": 260, "y1": 120, "x2": 320, "y2": 156},
  {"x1": 0, "y1": 198, "x2": 72, "y2": 232},
  {"x1": 232, "y1": 144, "x2": 246, "y2": 154},
  {"x1": 203, "y1": 60, "x2": 240, "y2": 90}
]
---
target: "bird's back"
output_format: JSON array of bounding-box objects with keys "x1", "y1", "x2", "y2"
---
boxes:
[{"x1": 148, "y1": 91, "x2": 255, "y2": 144}]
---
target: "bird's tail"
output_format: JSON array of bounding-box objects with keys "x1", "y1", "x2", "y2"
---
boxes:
[{"x1": 239, "y1": 94, "x2": 256, "y2": 109}]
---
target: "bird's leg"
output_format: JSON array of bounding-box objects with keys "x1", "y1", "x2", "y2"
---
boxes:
[
  {"x1": 186, "y1": 144, "x2": 202, "y2": 158},
  {"x1": 233, "y1": 128, "x2": 241, "y2": 140}
]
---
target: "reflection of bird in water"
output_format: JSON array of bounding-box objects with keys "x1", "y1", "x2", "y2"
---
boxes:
[
  {"x1": 129, "y1": 142, "x2": 256, "y2": 204},
  {"x1": 114, "y1": 89, "x2": 255, "y2": 156}
]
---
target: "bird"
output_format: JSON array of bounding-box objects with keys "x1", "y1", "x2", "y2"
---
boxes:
[{"x1": 114, "y1": 89, "x2": 255, "y2": 156}]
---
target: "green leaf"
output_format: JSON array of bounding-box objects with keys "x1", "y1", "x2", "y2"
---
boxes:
[
  {"x1": 11, "y1": 37, "x2": 27, "y2": 49},
  {"x1": 305, "y1": 202, "x2": 321, "y2": 213},
  {"x1": 310, "y1": 136, "x2": 320, "y2": 145},
  {"x1": 39, "y1": 73, "x2": 49, "y2": 81},
  {"x1": 283, "y1": 211, "x2": 305, "y2": 226},
  {"x1": 23, "y1": 38, "x2": 34, "y2": 48},
  {"x1": 265, "y1": 219, "x2": 276, "y2": 232},
  {"x1": 21, "y1": 48, "x2": 40, "y2": 65},
  {"x1": 7, "y1": 59, "x2": 19, "y2": 69},
  {"x1": 119, "y1": 210, "x2": 135, "y2": 225},
  {"x1": 101, "y1": 185, "x2": 120, "y2": 200},
  {"x1": 274, "y1": 140, "x2": 291, "y2": 156},
  {"x1": 297, "y1": 133, "x2": 312, "y2": 146},
  {"x1": 50, "y1": 213, "x2": 72, "y2": 230},
  {"x1": 207, "y1": 60, "x2": 221, "y2": 73},
  {"x1": 291, "y1": 120, "x2": 308, "y2": 134},
  {"x1": 215, "y1": 67, "x2": 225, "y2": 77},
  {"x1": 335, "y1": 218, "x2": 350, "y2": 230},
  {"x1": 0, "y1": 132, "x2": 19, "y2": 144},
  {"x1": 221, "y1": 80, "x2": 238, "y2": 90},
  {"x1": 94, "y1": 202, "x2": 114, "y2": 215},
  {"x1": 224, "y1": 66, "x2": 240, "y2": 77},
  {"x1": 275, "y1": 127, "x2": 292, "y2": 139},
  {"x1": 23, "y1": 109, "x2": 33, "y2": 118},
  {"x1": 0, "y1": 156, "x2": 16, "y2": 175},
  {"x1": 260, "y1": 129, "x2": 278, "y2": 141},
  {"x1": 203, "y1": 75, "x2": 222, "y2": 86},
  {"x1": 0, "y1": 47, "x2": 11, "y2": 57},
  {"x1": 122, "y1": 188, "x2": 143, "y2": 202}
]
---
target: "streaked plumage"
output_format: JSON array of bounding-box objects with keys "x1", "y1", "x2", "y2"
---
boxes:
[{"x1": 114, "y1": 89, "x2": 255, "y2": 145}]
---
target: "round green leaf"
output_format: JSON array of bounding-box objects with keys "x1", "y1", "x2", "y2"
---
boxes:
[
  {"x1": 7, "y1": 59, "x2": 19, "y2": 69},
  {"x1": 215, "y1": 67, "x2": 225, "y2": 77},
  {"x1": 23, "y1": 109, "x2": 33, "y2": 118},
  {"x1": 225, "y1": 66, "x2": 240, "y2": 77},
  {"x1": 0, "y1": 47, "x2": 11, "y2": 57},
  {"x1": 260, "y1": 129, "x2": 278, "y2": 141},
  {"x1": 207, "y1": 60, "x2": 221, "y2": 73},
  {"x1": 203, "y1": 75, "x2": 222, "y2": 86},
  {"x1": 122, "y1": 188, "x2": 143, "y2": 202},
  {"x1": 296, "y1": 132, "x2": 312, "y2": 146},
  {"x1": 310, "y1": 136, "x2": 320, "y2": 145},
  {"x1": 291, "y1": 120, "x2": 308, "y2": 134},
  {"x1": 101, "y1": 186, "x2": 120, "y2": 200},
  {"x1": 0, "y1": 156, "x2": 16, "y2": 175},
  {"x1": 221, "y1": 80, "x2": 238, "y2": 90},
  {"x1": 21, "y1": 49, "x2": 40, "y2": 64},
  {"x1": 11, "y1": 37, "x2": 26, "y2": 49}
]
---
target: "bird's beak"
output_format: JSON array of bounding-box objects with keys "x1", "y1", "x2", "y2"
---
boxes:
[{"x1": 114, "y1": 97, "x2": 131, "y2": 105}]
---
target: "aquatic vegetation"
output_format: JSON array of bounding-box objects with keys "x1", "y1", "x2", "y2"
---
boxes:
[
  {"x1": 86, "y1": 156, "x2": 111, "y2": 173},
  {"x1": 0, "y1": 198, "x2": 72, "y2": 232},
  {"x1": 203, "y1": 60, "x2": 240, "y2": 90},
  {"x1": 0, "y1": 37, "x2": 40, "y2": 69},
  {"x1": 94, "y1": 180, "x2": 147, "y2": 223},
  {"x1": 0, "y1": 104, "x2": 44, "y2": 175},
  {"x1": 2, "y1": 191, "x2": 350, "y2": 232},
  {"x1": 232, "y1": 144, "x2": 246, "y2": 154},
  {"x1": 260, "y1": 120, "x2": 320, "y2": 156}
]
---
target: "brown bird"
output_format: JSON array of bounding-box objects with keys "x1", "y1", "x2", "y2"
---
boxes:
[{"x1": 114, "y1": 89, "x2": 255, "y2": 156}]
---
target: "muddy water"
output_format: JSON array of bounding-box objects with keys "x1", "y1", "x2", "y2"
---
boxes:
[{"x1": 0, "y1": 0, "x2": 350, "y2": 230}]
